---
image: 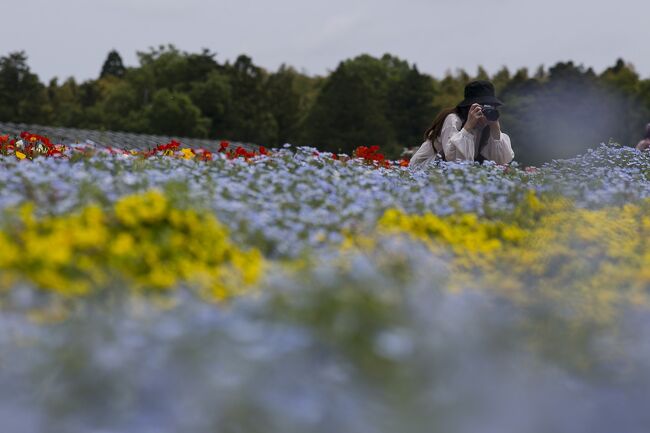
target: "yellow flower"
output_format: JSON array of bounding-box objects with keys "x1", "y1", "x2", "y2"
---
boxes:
[
  {"x1": 15, "y1": 151, "x2": 26, "y2": 160},
  {"x1": 114, "y1": 190, "x2": 168, "y2": 226},
  {"x1": 0, "y1": 190, "x2": 264, "y2": 301},
  {"x1": 110, "y1": 233, "x2": 135, "y2": 256},
  {"x1": 181, "y1": 148, "x2": 195, "y2": 159},
  {"x1": 372, "y1": 197, "x2": 650, "y2": 328}
]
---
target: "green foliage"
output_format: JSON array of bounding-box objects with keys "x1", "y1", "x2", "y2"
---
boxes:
[
  {"x1": 188, "y1": 70, "x2": 231, "y2": 137},
  {"x1": 219, "y1": 55, "x2": 278, "y2": 144},
  {"x1": 0, "y1": 51, "x2": 49, "y2": 124},
  {"x1": 304, "y1": 54, "x2": 432, "y2": 157},
  {"x1": 47, "y1": 78, "x2": 84, "y2": 126},
  {"x1": 304, "y1": 55, "x2": 395, "y2": 155},
  {"x1": 136, "y1": 45, "x2": 220, "y2": 92},
  {"x1": 145, "y1": 89, "x2": 210, "y2": 137},
  {"x1": 96, "y1": 78, "x2": 148, "y2": 132},
  {"x1": 387, "y1": 65, "x2": 435, "y2": 152},
  {"x1": 3, "y1": 49, "x2": 650, "y2": 164},
  {"x1": 100, "y1": 50, "x2": 126, "y2": 79},
  {"x1": 267, "y1": 65, "x2": 316, "y2": 146}
]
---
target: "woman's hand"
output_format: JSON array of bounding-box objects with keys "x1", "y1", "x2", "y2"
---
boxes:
[
  {"x1": 488, "y1": 119, "x2": 501, "y2": 140},
  {"x1": 464, "y1": 103, "x2": 488, "y2": 131}
]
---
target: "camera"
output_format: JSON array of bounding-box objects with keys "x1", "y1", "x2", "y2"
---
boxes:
[{"x1": 481, "y1": 105, "x2": 500, "y2": 122}]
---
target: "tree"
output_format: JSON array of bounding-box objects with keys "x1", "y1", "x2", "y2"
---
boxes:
[
  {"x1": 189, "y1": 70, "x2": 231, "y2": 137},
  {"x1": 220, "y1": 55, "x2": 277, "y2": 144},
  {"x1": 491, "y1": 67, "x2": 511, "y2": 93},
  {"x1": 47, "y1": 77, "x2": 84, "y2": 126},
  {"x1": 600, "y1": 59, "x2": 650, "y2": 147},
  {"x1": 145, "y1": 89, "x2": 210, "y2": 137},
  {"x1": 100, "y1": 50, "x2": 126, "y2": 79},
  {"x1": 135, "y1": 46, "x2": 220, "y2": 93},
  {"x1": 0, "y1": 51, "x2": 49, "y2": 123},
  {"x1": 431, "y1": 70, "x2": 467, "y2": 114},
  {"x1": 386, "y1": 65, "x2": 435, "y2": 150},
  {"x1": 303, "y1": 54, "x2": 405, "y2": 156},
  {"x1": 267, "y1": 65, "x2": 318, "y2": 146},
  {"x1": 96, "y1": 78, "x2": 147, "y2": 132}
]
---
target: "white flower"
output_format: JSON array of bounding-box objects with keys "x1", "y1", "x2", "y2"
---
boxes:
[{"x1": 15, "y1": 140, "x2": 24, "y2": 149}]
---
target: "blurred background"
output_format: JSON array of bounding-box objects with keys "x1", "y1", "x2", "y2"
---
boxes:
[{"x1": 2, "y1": 0, "x2": 650, "y2": 164}]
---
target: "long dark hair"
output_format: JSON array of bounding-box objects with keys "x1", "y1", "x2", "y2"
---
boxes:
[{"x1": 423, "y1": 105, "x2": 490, "y2": 162}]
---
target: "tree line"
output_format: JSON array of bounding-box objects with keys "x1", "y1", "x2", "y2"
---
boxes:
[{"x1": 1, "y1": 45, "x2": 649, "y2": 165}]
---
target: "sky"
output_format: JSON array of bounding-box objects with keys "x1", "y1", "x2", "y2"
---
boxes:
[{"x1": 2, "y1": 0, "x2": 649, "y2": 82}]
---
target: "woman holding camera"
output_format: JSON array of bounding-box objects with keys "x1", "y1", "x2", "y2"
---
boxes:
[{"x1": 409, "y1": 80, "x2": 514, "y2": 167}]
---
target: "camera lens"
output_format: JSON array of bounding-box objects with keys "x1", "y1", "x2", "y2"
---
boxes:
[{"x1": 482, "y1": 105, "x2": 500, "y2": 122}]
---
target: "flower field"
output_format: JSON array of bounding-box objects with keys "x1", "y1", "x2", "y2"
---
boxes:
[{"x1": 1, "y1": 132, "x2": 650, "y2": 433}]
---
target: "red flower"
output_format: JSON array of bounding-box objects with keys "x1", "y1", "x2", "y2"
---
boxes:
[
  {"x1": 352, "y1": 145, "x2": 387, "y2": 166},
  {"x1": 225, "y1": 146, "x2": 259, "y2": 160},
  {"x1": 200, "y1": 150, "x2": 213, "y2": 161},
  {"x1": 147, "y1": 139, "x2": 182, "y2": 157}
]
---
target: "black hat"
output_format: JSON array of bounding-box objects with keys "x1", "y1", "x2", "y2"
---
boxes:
[{"x1": 458, "y1": 80, "x2": 503, "y2": 107}]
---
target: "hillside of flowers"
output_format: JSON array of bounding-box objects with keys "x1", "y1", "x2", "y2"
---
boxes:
[{"x1": 1, "y1": 131, "x2": 650, "y2": 433}]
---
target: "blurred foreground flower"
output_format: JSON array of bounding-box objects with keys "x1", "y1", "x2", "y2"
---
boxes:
[{"x1": 0, "y1": 190, "x2": 263, "y2": 300}]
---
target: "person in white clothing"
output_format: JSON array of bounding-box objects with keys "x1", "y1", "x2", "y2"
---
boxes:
[{"x1": 409, "y1": 80, "x2": 515, "y2": 167}]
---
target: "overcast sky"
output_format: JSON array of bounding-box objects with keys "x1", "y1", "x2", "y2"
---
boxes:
[{"x1": 3, "y1": 0, "x2": 649, "y2": 82}]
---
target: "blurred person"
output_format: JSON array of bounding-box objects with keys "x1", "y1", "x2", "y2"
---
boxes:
[
  {"x1": 636, "y1": 123, "x2": 650, "y2": 151},
  {"x1": 409, "y1": 80, "x2": 514, "y2": 167}
]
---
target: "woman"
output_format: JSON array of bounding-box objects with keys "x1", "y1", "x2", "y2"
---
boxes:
[
  {"x1": 636, "y1": 123, "x2": 650, "y2": 151},
  {"x1": 409, "y1": 80, "x2": 514, "y2": 167}
]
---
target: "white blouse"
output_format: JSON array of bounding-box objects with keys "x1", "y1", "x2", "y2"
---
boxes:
[{"x1": 409, "y1": 113, "x2": 515, "y2": 167}]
